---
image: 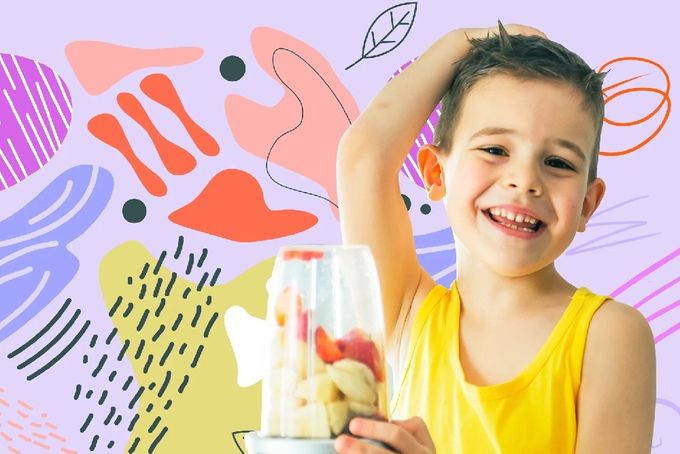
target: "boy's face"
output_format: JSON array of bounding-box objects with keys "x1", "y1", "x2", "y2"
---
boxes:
[{"x1": 421, "y1": 74, "x2": 606, "y2": 277}]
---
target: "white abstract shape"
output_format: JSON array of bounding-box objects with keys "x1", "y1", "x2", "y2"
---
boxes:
[{"x1": 224, "y1": 305, "x2": 268, "y2": 387}]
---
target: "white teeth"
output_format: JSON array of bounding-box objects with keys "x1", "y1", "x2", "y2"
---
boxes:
[{"x1": 488, "y1": 207, "x2": 539, "y2": 225}]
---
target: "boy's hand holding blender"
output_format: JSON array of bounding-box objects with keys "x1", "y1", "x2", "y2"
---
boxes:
[{"x1": 334, "y1": 22, "x2": 546, "y2": 454}]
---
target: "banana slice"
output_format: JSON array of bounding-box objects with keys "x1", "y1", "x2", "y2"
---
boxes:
[
  {"x1": 326, "y1": 360, "x2": 377, "y2": 404},
  {"x1": 333, "y1": 359, "x2": 376, "y2": 387},
  {"x1": 347, "y1": 399, "x2": 377, "y2": 416},
  {"x1": 289, "y1": 403, "x2": 331, "y2": 438},
  {"x1": 326, "y1": 400, "x2": 349, "y2": 435},
  {"x1": 295, "y1": 373, "x2": 340, "y2": 403}
]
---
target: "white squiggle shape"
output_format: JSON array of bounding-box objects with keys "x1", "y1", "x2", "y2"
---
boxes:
[
  {"x1": 224, "y1": 305, "x2": 268, "y2": 387},
  {"x1": 28, "y1": 180, "x2": 73, "y2": 225}
]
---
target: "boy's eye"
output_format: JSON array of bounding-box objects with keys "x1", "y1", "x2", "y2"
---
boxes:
[{"x1": 480, "y1": 147, "x2": 574, "y2": 171}]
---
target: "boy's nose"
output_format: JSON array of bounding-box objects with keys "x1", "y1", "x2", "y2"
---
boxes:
[{"x1": 504, "y1": 168, "x2": 543, "y2": 196}]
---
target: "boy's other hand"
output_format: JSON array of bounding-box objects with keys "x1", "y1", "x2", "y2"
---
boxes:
[{"x1": 334, "y1": 417, "x2": 436, "y2": 453}]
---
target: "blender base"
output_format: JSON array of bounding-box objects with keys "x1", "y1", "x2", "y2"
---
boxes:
[{"x1": 244, "y1": 431, "x2": 393, "y2": 453}]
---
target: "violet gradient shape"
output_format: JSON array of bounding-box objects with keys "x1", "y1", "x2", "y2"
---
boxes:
[{"x1": 0, "y1": 165, "x2": 113, "y2": 342}]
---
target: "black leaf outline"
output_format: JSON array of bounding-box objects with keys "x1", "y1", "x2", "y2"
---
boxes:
[{"x1": 346, "y1": 2, "x2": 418, "y2": 70}]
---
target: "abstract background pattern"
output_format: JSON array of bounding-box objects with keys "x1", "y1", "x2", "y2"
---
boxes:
[{"x1": 0, "y1": 1, "x2": 677, "y2": 452}]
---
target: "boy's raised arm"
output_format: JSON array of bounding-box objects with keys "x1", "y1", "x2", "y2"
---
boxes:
[{"x1": 336, "y1": 25, "x2": 546, "y2": 348}]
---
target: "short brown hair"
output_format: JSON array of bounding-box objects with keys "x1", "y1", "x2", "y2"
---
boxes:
[{"x1": 434, "y1": 21, "x2": 607, "y2": 184}]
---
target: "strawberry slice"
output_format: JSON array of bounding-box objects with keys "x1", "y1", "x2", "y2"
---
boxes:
[
  {"x1": 315, "y1": 326, "x2": 344, "y2": 363},
  {"x1": 282, "y1": 250, "x2": 324, "y2": 261},
  {"x1": 296, "y1": 310, "x2": 310, "y2": 341},
  {"x1": 274, "y1": 287, "x2": 302, "y2": 326},
  {"x1": 337, "y1": 328, "x2": 384, "y2": 381}
]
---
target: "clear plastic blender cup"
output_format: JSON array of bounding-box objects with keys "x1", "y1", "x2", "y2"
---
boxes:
[{"x1": 257, "y1": 245, "x2": 389, "y2": 445}]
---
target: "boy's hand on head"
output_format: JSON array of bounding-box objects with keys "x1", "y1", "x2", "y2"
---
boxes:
[
  {"x1": 334, "y1": 417, "x2": 436, "y2": 454},
  {"x1": 462, "y1": 23, "x2": 547, "y2": 41}
]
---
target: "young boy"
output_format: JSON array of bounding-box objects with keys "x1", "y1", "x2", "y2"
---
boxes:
[{"x1": 335, "y1": 22, "x2": 656, "y2": 453}]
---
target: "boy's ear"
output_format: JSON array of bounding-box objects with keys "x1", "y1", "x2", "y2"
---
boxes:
[
  {"x1": 417, "y1": 144, "x2": 446, "y2": 200},
  {"x1": 578, "y1": 177, "x2": 606, "y2": 232}
]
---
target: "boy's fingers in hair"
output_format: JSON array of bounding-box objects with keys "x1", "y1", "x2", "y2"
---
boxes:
[{"x1": 502, "y1": 23, "x2": 548, "y2": 38}]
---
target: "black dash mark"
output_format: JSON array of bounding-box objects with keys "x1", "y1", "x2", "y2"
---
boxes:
[
  {"x1": 186, "y1": 252, "x2": 194, "y2": 275},
  {"x1": 17, "y1": 309, "x2": 81, "y2": 370},
  {"x1": 152, "y1": 324, "x2": 165, "y2": 342},
  {"x1": 148, "y1": 415, "x2": 161, "y2": 433},
  {"x1": 174, "y1": 235, "x2": 184, "y2": 259},
  {"x1": 191, "y1": 305, "x2": 202, "y2": 327},
  {"x1": 106, "y1": 327, "x2": 118, "y2": 344},
  {"x1": 83, "y1": 354, "x2": 88, "y2": 364},
  {"x1": 139, "y1": 262, "x2": 150, "y2": 279},
  {"x1": 191, "y1": 345, "x2": 204, "y2": 368},
  {"x1": 149, "y1": 426, "x2": 168, "y2": 453},
  {"x1": 171, "y1": 314, "x2": 183, "y2": 331},
  {"x1": 153, "y1": 250, "x2": 167, "y2": 275},
  {"x1": 92, "y1": 354, "x2": 108, "y2": 377},
  {"x1": 165, "y1": 272, "x2": 177, "y2": 296},
  {"x1": 122, "y1": 302, "x2": 134, "y2": 318},
  {"x1": 89, "y1": 334, "x2": 98, "y2": 348},
  {"x1": 139, "y1": 283, "x2": 147, "y2": 299},
  {"x1": 8, "y1": 298, "x2": 72, "y2": 359},
  {"x1": 104, "y1": 406, "x2": 116, "y2": 425},
  {"x1": 197, "y1": 272, "x2": 209, "y2": 292},
  {"x1": 143, "y1": 354, "x2": 154, "y2": 373},
  {"x1": 159, "y1": 342, "x2": 174, "y2": 367},
  {"x1": 209, "y1": 267, "x2": 221, "y2": 286},
  {"x1": 128, "y1": 386, "x2": 145, "y2": 409},
  {"x1": 136, "y1": 309, "x2": 150, "y2": 332},
  {"x1": 146, "y1": 402, "x2": 154, "y2": 412},
  {"x1": 89, "y1": 434, "x2": 99, "y2": 451},
  {"x1": 204, "y1": 312, "x2": 219, "y2": 338},
  {"x1": 107, "y1": 440, "x2": 115, "y2": 449},
  {"x1": 149, "y1": 382, "x2": 157, "y2": 390},
  {"x1": 86, "y1": 389, "x2": 93, "y2": 399},
  {"x1": 80, "y1": 413, "x2": 94, "y2": 432},
  {"x1": 178, "y1": 374, "x2": 189, "y2": 393},
  {"x1": 109, "y1": 370, "x2": 117, "y2": 382},
  {"x1": 98, "y1": 389, "x2": 108, "y2": 405},
  {"x1": 179, "y1": 343, "x2": 187, "y2": 354},
  {"x1": 109, "y1": 296, "x2": 123, "y2": 316},
  {"x1": 118, "y1": 339, "x2": 130, "y2": 361},
  {"x1": 128, "y1": 414, "x2": 140, "y2": 431},
  {"x1": 127, "y1": 276, "x2": 133, "y2": 285},
  {"x1": 205, "y1": 295, "x2": 212, "y2": 306},
  {"x1": 197, "y1": 248, "x2": 208, "y2": 267},
  {"x1": 129, "y1": 436, "x2": 140, "y2": 452},
  {"x1": 114, "y1": 415, "x2": 122, "y2": 425},
  {"x1": 164, "y1": 399, "x2": 173, "y2": 410},
  {"x1": 153, "y1": 277, "x2": 163, "y2": 298},
  {"x1": 182, "y1": 287, "x2": 191, "y2": 299},
  {"x1": 158, "y1": 370, "x2": 172, "y2": 398},
  {"x1": 27, "y1": 320, "x2": 90, "y2": 380},
  {"x1": 122, "y1": 375, "x2": 133, "y2": 391},
  {"x1": 155, "y1": 298, "x2": 166, "y2": 317},
  {"x1": 135, "y1": 339, "x2": 145, "y2": 360},
  {"x1": 74, "y1": 384, "x2": 82, "y2": 400}
]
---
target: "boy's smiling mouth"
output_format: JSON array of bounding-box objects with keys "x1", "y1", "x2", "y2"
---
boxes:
[{"x1": 482, "y1": 207, "x2": 546, "y2": 237}]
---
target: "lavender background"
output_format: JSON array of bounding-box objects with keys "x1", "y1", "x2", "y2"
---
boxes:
[{"x1": 0, "y1": 0, "x2": 678, "y2": 452}]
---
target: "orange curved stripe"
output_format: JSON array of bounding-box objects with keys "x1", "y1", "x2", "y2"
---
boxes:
[{"x1": 88, "y1": 113, "x2": 168, "y2": 196}]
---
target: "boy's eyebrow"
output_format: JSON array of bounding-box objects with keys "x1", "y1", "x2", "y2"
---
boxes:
[{"x1": 469, "y1": 127, "x2": 586, "y2": 162}]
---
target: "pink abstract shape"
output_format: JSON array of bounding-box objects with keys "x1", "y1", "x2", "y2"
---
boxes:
[
  {"x1": 64, "y1": 41, "x2": 203, "y2": 95},
  {"x1": 225, "y1": 27, "x2": 360, "y2": 219}
]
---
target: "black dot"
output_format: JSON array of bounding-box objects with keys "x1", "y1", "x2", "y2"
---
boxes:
[
  {"x1": 220, "y1": 55, "x2": 246, "y2": 81},
  {"x1": 401, "y1": 194, "x2": 411, "y2": 210},
  {"x1": 420, "y1": 203, "x2": 431, "y2": 215},
  {"x1": 123, "y1": 199, "x2": 146, "y2": 223}
]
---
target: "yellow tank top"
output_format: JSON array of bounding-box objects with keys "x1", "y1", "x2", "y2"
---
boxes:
[{"x1": 390, "y1": 280, "x2": 612, "y2": 453}]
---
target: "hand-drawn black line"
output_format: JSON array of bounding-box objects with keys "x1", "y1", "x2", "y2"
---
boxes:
[
  {"x1": 174, "y1": 235, "x2": 184, "y2": 260},
  {"x1": 186, "y1": 252, "x2": 195, "y2": 275},
  {"x1": 80, "y1": 413, "x2": 94, "y2": 432},
  {"x1": 152, "y1": 277, "x2": 164, "y2": 298},
  {"x1": 197, "y1": 248, "x2": 208, "y2": 267},
  {"x1": 74, "y1": 384, "x2": 82, "y2": 400},
  {"x1": 122, "y1": 302, "x2": 134, "y2": 318},
  {"x1": 149, "y1": 426, "x2": 168, "y2": 453},
  {"x1": 89, "y1": 334, "x2": 98, "y2": 348},
  {"x1": 345, "y1": 2, "x2": 418, "y2": 70},
  {"x1": 158, "y1": 370, "x2": 172, "y2": 398},
  {"x1": 107, "y1": 440, "x2": 115, "y2": 449},
  {"x1": 109, "y1": 370, "x2": 117, "y2": 382},
  {"x1": 191, "y1": 305, "x2": 202, "y2": 327},
  {"x1": 98, "y1": 389, "x2": 108, "y2": 405},
  {"x1": 204, "y1": 312, "x2": 219, "y2": 338},
  {"x1": 153, "y1": 250, "x2": 167, "y2": 275},
  {"x1": 27, "y1": 320, "x2": 91, "y2": 380},
  {"x1": 139, "y1": 262, "x2": 150, "y2": 280},
  {"x1": 264, "y1": 48, "x2": 352, "y2": 208},
  {"x1": 137, "y1": 309, "x2": 150, "y2": 331},
  {"x1": 146, "y1": 402, "x2": 154, "y2": 412},
  {"x1": 232, "y1": 430, "x2": 254, "y2": 454},
  {"x1": 106, "y1": 327, "x2": 118, "y2": 344},
  {"x1": 139, "y1": 283, "x2": 147, "y2": 299},
  {"x1": 171, "y1": 314, "x2": 183, "y2": 331},
  {"x1": 86, "y1": 389, "x2": 94, "y2": 399},
  {"x1": 129, "y1": 436, "x2": 140, "y2": 452},
  {"x1": 7, "y1": 298, "x2": 72, "y2": 359},
  {"x1": 143, "y1": 354, "x2": 154, "y2": 373},
  {"x1": 16, "y1": 309, "x2": 82, "y2": 370},
  {"x1": 197, "y1": 272, "x2": 209, "y2": 291},
  {"x1": 190, "y1": 345, "x2": 204, "y2": 368},
  {"x1": 152, "y1": 324, "x2": 165, "y2": 342},
  {"x1": 109, "y1": 296, "x2": 123, "y2": 316},
  {"x1": 159, "y1": 342, "x2": 174, "y2": 366},
  {"x1": 92, "y1": 354, "x2": 108, "y2": 377},
  {"x1": 122, "y1": 375, "x2": 134, "y2": 391},
  {"x1": 165, "y1": 272, "x2": 177, "y2": 296},
  {"x1": 178, "y1": 374, "x2": 189, "y2": 393},
  {"x1": 182, "y1": 287, "x2": 191, "y2": 299},
  {"x1": 135, "y1": 339, "x2": 146, "y2": 360},
  {"x1": 164, "y1": 399, "x2": 173, "y2": 410},
  {"x1": 114, "y1": 414, "x2": 122, "y2": 425},
  {"x1": 118, "y1": 340, "x2": 130, "y2": 361},
  {"x1": 210, "y1": 268, "x2": 221, "y2": 286},
  {"x1": 128, "y1": 386, "x2": 145, "y2": 409},
  {"x1": 104, "y1": 406, "x2": 116, "y2": 425},
  {"x1": 179, "y1": 342, "x2": 187, "y2": 354},
  {"x1": 205, "y1": 295, "x2": 212, "y2": 306},
  {"x1": 148, "y1": 415, "x2": 162, "y2": 433},
  {"x1": 155, "y1": 297, "x2": 166, "y2": 317},
  {"x1": 89, "y1": 434, "x2": 99, "y2": 451},
  {"x1": 83, "y1": 354, "x2": 89, "y2": 364}
]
